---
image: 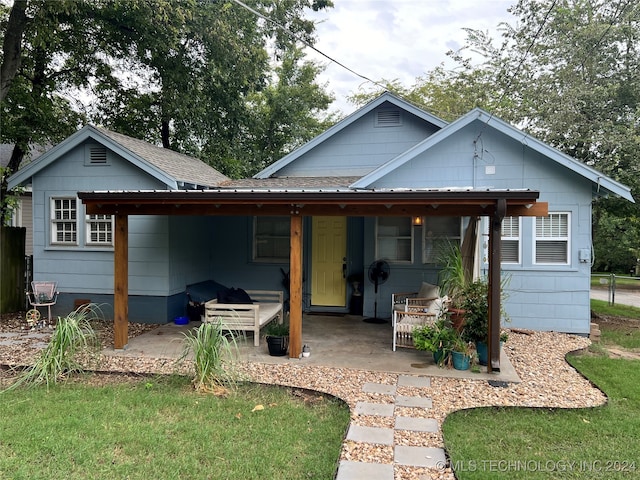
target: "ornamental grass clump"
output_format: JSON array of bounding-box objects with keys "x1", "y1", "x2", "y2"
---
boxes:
[
  {"x1": 179, "y1": 319, "x2": 241, "y2": 395},
  {"x1": 4, "y1": 304, "x2": 99, "y2": 391}
]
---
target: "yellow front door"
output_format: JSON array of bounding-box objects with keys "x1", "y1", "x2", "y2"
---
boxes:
[{"x1": 311, "y1": 216, "x2": 347, "y2": 306}]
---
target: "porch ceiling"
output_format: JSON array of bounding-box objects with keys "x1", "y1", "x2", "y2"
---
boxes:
[{"x1": 79, "y1": 188, "x2": 547, "y2": 217}]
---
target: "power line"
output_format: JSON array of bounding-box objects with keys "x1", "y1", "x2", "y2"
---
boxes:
[{"x1": 229, "y1": 0, "x2": 388, "y2": 92}]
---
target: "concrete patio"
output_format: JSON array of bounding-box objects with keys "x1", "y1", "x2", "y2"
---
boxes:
[{"x1": 103, "y1": 313, "x2": 520, "y2": 383}]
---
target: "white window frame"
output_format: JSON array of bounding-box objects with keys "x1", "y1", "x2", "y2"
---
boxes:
[
  {"x1": 376, "y1": 217, "x2": 413, "y2": 264},
  {"x1": 86, "y1": 214, "x2": 114, "y2": 246},
  {"x1": 50, "y1": 197, "x2": 78, "y2": 246},
  {"x1": 422, "y1": 216, "x2": 463, "y2": 264},
  {"x1": 534, "y1": 212, "x2": 570, "y2": 265},
  {"x1": 253, "y1": 216, "x2": 290, "y2": 262},
  {"x1": 501, "y1": 216, "x2": 521, "y2": 264}
]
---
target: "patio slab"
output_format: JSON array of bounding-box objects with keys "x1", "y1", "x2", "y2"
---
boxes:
[
  {"x1": 336, "y1": 461, "x2": 394, "y2": 480},
  {"x1": 394, "y1": 446, "x2": 447, "y2": 468},
  {"x1": 346, "y1": 425, "x2": 394, "y2": 445},
  {"x1": 104, "y1": 314, "x2": 520, "y2": 383}
]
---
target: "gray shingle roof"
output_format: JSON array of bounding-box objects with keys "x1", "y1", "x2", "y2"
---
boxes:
[
  {"x1": 96, "y1": 127, "x2": 228, "y2": 188},
  {"x1": 221, "y1": 176, "x2": 362, "y2": 189}
]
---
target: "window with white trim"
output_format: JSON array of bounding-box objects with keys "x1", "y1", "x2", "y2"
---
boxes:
[
  {"x1": 51, "y1": 197, "x2": 77, "y2": 245},
  {"x1": 253, "y1": 216, "x2": 290, "y2": 262},
  {"x1": 86, "y1": 214, "x2": 113, "y2": 245},
  {"x1": 422, "y1": 216, "x2": 462, "y2": 264},
  {"x1": 501, "y1": 216, "x2": 520, "y2": 263},
  {"x1": 376, "y1": 217, "x2": 413, "y2": 263},
  {"x1": 535, "y1": 213, "x2": 570, "y2": 264}
]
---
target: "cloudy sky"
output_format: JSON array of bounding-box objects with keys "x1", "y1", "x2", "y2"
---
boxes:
[{"x1": 304, "y1": 0, "x2": 516, "y2": 113}]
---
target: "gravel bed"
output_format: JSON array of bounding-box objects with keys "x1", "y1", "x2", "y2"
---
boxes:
[{"x1": 0, "y1": 314, "x2": 606, "y2": 480}]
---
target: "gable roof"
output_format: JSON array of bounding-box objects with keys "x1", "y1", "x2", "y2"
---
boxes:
[
  {"x1": 350, "y1": 108, "x2": 634, "y2": 203},
  {"x1": 7, "y1": 125, "x2": 228, "y2": 190},
  {"x1": 254, "y1": 91, "x2": 448, "y2": 179}
]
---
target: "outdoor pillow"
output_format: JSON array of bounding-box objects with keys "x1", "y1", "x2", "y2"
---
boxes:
[
  {"x1": 417, "y1": 281, "x2": 440, "y2": 299},
  {"x1": 218, "y1": 287, "x2": 253, "y2": 304}
]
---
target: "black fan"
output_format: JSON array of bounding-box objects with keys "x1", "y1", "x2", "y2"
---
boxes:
[{"x1": 364, "y1": 260, "x2": 390, "y2": 323}]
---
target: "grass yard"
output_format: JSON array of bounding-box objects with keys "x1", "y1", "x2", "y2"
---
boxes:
[
  {"x1": 442, "y1": 355, "x2": 640, "y2": 479},
  {"x1": 0, "y1": 375, "x2": 350, "y2": 480},
  {"x1": 591, "y1": 299, "x2": 640, "y2": 350}
]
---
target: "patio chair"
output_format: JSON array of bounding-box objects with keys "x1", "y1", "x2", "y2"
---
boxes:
[
  {"x1": 26, "y1": 281, "x2": 58, "y2": 327},
  {"x1": 392, "y1": 290, "x2": 449, "y2": 351}
]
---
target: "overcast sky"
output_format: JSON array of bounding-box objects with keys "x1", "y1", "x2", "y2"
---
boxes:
[{"x1": 304, "y1": 0, "x2": 516, "y2": 114}]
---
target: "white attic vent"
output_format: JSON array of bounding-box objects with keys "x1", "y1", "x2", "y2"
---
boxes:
[{"x1": 375, "y1": 109, "x2": 402, "y2": 127}]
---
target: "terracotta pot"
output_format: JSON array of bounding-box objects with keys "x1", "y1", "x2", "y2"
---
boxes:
[{"x1": 448, "y1": 307, "x2": 466, "y2": 332}]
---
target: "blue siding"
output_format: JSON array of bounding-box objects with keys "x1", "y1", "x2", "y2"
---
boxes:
[{"x1": 277, "y1": 106, "x2": 439, "y2": 177}]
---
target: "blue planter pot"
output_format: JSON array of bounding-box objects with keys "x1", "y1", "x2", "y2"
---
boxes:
[
  {"x1": 476, "y1": 341, "x2": 503, "y2": 366},
  {"x1": 452, "y1": 351, "x2": 471, "y2": 370},
  {"x1": 432, "y1": 349, "x2": 450, "y2": 366}
]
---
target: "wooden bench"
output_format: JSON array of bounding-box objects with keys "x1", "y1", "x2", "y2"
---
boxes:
[{"x1": 203, "y1": 290, "x2": 284, "y2": 346}]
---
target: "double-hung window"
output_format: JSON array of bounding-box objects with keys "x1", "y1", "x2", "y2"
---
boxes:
[
  {"x1": 51, "y1": 197, "x2": 78, "y2": 245},
  {"x1": 422, "y1": 216, "x2": 462, "y2": 264},
  {"x1": 501, "y1": 216, "x2": 520, "y2": 264},
  {"x1": 253, "y1": 216, "x2": 290, "y2": 262},
  {"x1": 535, "y1": 213, "x2": 570, "y2": 264},
  {"x1": 376, "y1": 217, "x2": 413, "y2": 263},
  {"x1": 86, "y1": 214, "x2": 114, "y2": 246}
]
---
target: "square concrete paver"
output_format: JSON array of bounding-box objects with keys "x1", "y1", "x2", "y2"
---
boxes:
[
  {"x1": 398, "y1": 375, "x2": 431, "y2": 388},
  {"x1": 395, "y1": 395, "x2": 432, "y2": 408},
  {"x1": 336, "y1": 461, "x2": 394, "y2": 480},
  {"x1": 395, "y1": 416, "x2": 439, "y2": 432},
  {"x1": 354, "y1": 401, "x2": 395, "y2": 417},
  {"x1": 394, "y1": 446, "x2": 447, "y2": 468},
  {"x1": 347, "y1": 425, "x2": 394, "y2": 445},
  {"x1": 363, "y1": 382, "x2": 397, "y2": 395}
]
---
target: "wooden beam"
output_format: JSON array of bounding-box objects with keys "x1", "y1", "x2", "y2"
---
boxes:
[
  {"x1": 289, "y1": 215, "x2": 303, "y2": 358},
  {"x1": 487, "y1": 199, "x2": 505, "y2": 372},
  {"x1": 114, "y1": 214, "x2": 128, "y2": 349}
]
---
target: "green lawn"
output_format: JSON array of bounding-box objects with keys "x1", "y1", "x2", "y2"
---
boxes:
[
  {"x1": 591, "y1": 299, "x2": 640, "y2": 350},
  {"x1": 0, "y1": 376, "x2": 350, "y2": 480},
  {"x1": 442, "y1": 355, "x2": 640, "y2": 479}
]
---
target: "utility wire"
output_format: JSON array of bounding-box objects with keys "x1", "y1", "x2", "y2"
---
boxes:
[{"x1": 229, "y1": 0, "x2": 388, "y2": 93}]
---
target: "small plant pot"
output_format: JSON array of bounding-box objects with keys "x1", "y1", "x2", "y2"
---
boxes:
[
  {"x1": 476, "y1": 341, "x2": 504, "y2": 366},
  {"x1": 432, "y1": 349, "x2": 450, "y2": 367},
  {"x1": 452, "y1": 351, "x2": 471, "y2": 370},
  {"x1": 266, "y1": 335, "x2": 289, "y2": 356}
]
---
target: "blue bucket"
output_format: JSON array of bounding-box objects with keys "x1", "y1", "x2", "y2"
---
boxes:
[{"x1": 174, "y1": 316, "x2": 189, "y2": 325}]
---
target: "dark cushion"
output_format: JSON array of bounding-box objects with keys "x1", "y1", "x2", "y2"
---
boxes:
[
  {"x1": 218, "y1": 287, "x2": 253, "y2": 304},
  {"x1": 186, "y1": 280, "x2": 229, "y2": 303}
]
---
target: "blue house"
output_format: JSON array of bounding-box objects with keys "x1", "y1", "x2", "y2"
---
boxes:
[{"x1": 8, "y1": 92, "x2": 633, "y2": 368}]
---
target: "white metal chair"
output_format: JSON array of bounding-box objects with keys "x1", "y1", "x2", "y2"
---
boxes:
[
  {"x1": 392, "y1": 295, "x2": 449, "y2": 351},
  {"x1": 26, "y1": 281, "x2": 58, "y2": 327}
]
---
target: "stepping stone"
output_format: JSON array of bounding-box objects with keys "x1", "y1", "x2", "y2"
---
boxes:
[
  {"x1": 336, "y1": 461, "x2": 394, "y2": 480},
  {"x1": 354, "y1": 402, "x2": 394, "y2": 417},
  {"x1": 395, "y1": 416, "x2": 438, "y2": 432},
  {"x1": 398, "y1": 375, "x2": 431, "y2": 388},
  {"x1": 394, "y1": 446, "x2": 447, "y2": 468},
  {"x1": 347, "y1": 424, "x2": 394, "y2": 445},
  {"x1": 0, "y1": 332, "x2": 23, "y2": 338},
  {"x1": 0, "y1": 339, "x2": 27, "y2": 346},
  {"x1": 395, "y1": 395, "x2": 432, "y2": 409},
  {"x1": 363, "y1": 382, "x2": 397, "y2": 395}
]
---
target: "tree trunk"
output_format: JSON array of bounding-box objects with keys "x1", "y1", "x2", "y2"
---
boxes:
[{"x1": 0, "y1": 0, "x2": 29, "y2": 102}]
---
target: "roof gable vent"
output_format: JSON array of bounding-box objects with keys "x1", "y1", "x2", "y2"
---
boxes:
[
  {"x1": 85, "y1": 144, "x2": 110, "y2": 166},
  {"x1": 375, "y1": 109, "x2": 402, "y2": 127}
]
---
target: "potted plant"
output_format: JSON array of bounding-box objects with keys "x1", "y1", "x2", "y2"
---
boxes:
[
  {"x1": 412, "y1": 318, "x2": 457, "y2": 366},
  {"x1": 451, "y1": 334, "x2": 474, "y2": 370},
  {"x1": 437, "y1": 242, "x2": 470, "y2": 331},
  {"x1": 264, "y1": 321, "x2": 289, "y2": 356}
]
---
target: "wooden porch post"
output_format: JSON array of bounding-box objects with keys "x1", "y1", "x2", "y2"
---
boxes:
[
  {"x1": 114, "y1": 214, "x2": 129, "y2": 349},
  {"x1": 487, "y1": 199, "x2": 505, "y2": 372},
  {"x1": 289, "y1": 214, "x2": 303, "y2": 358}
]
